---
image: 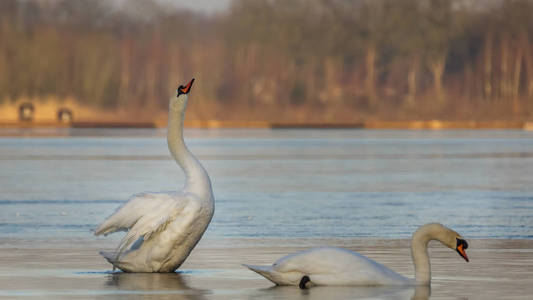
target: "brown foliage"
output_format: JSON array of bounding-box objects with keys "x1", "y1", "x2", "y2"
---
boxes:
[{"x1": 1, "y1": 0, "x2": 533, "y2": 122}]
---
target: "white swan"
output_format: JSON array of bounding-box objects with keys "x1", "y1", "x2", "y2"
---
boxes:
[
  {"x1": 244, "y1": 223, "x2": 469, "y2": 288},
  {"x1": 95, "y1": 78, "x2": 214, "y2": 272}
]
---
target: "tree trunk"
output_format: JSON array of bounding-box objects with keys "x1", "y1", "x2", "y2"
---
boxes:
[
  {"x1": 464, "y1": 63, "x2": 473, "y2": 100},
  {"x1": 146, "y1": 33, "x2": 162, "y2": 110},
  {"x1": 365, "y1": 43, "x2": 377, "y2": 104},
  {"x1": 483, "y1": 32, "x2": 493, "y2": 99},
  {"x1": 406, "y1": 56, "x2": 419, "y2": 105},
  {"x1": 430, "y1": 55, "x2": 446, "y2": 103},
  {"x1": 523, "y1": 35, "x2": 533, "y2": 98},
  {"x1": 323, "y1": 57, "x2": 342, "y2": 103},
  {"x1": 168, "y1": 44, "x2": 181, "y2": 91},
  {"x1": 512, "y1": 41, "x2": 523, "y2": 113},
  {"x1": 500, "y1": 35, "x2": 510, "y2": 99},
  {"x1": 118, "y1": 38, "x2": 132, "y2": 111}
]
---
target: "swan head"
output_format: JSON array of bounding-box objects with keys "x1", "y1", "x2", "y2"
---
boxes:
[
  {"x1": 439, "y1": 225, "x2": 469, "y2": 262},
  {"x1": 413, "y1": 223, "x2": 469, "y2": 262},
  {"x1": 455, "y1": 237, "x2": 469, "y2": 262},
  {"x1": 170, "y1": 78, "x2": 195, "y2": 111}
]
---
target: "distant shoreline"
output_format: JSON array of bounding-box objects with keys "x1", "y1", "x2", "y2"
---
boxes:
[{"x1": 1, "y1": 120, "x2": 533, "y2": 130}]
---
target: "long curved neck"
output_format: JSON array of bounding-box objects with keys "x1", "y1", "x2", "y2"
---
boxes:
[
  {"x1": 411, "y1": 231, "x2": 431, "y2": 285},
  {"x1": 167, "y1": 100, "x2": 212, "y2": 199},
  {"x1": 411, "y1": 224, "x2": 451, "y2": 285}
]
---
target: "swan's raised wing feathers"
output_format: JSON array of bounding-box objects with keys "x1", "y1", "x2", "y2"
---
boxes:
[
  {"x1": 115, "y1": 213, "x2": 174, "y2": 257},
  {"x1": 94, "y1": 192, "x2": 185, "y2": 236},
  {"x1": 114, "y1": 194, "x2": 203, "y2": 259}
]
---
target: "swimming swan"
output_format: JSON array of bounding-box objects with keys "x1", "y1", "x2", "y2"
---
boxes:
[
  {"x1": 95, "y1": 79, "x2": 214, "y2": 272},
  {"x1": 244, "y1": 223, "x2": 468, "y2": 288}
]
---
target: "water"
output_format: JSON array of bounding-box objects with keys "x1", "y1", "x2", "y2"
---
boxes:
[
  {"x1": 2, "y1": 128, "x2": 533, "y2": 299},
  {"x1": 1, "y1": 128, "x2": 532, "y2": 240}
]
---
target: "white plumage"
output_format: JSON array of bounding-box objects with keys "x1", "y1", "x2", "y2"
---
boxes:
[
  {"x1": 245, "y1": 247, "x2": 409, "y2": 287},
  {"x1": 95, "y1": 79, "x2": 214, "y2": 272}
]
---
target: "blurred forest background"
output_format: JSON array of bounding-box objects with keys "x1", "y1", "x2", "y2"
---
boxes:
[{"x1": 1, "y1": 0, "x2": 533, "y2": 123}]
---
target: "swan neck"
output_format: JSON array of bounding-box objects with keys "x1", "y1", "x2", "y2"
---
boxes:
[
  {"x1": 411, "y1": 223, "x2": 459, "y2": 285},
  {"x1": 167, "y1": 100, "x2": 212, "y2": 198},
  {"x1": 411, "y1": 227, "x2": 433, "y2": 285}
]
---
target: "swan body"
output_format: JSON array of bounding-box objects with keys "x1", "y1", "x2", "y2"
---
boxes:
[
  {"x1": 245, "y1": 223, "x2": 469, "y2": 287},
  {"x1": 95, "y1": 79, "x2": 214, "y2": 272},
  {"x1": 245, "y1": 247, "x2": 410, "y2": 287}
]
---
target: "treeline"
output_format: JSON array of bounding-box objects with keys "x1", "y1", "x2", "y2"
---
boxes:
[{"x1": 1, "y1": 0, "x2": 533, "y2": 121}]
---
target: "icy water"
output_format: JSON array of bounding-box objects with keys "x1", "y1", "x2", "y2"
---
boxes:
[{"x1": 0, "y1": 128, "x2": 533, "y2": 299}]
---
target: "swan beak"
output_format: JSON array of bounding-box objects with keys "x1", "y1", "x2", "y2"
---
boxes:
[
  {"x1": 179, "y1": 78, "x2": 195, "y2": 94},
  {"x1": 456, "y1": 244, "x2": 469, "y2": 262}
]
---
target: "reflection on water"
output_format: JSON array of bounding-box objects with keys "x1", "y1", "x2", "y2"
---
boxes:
[
  {"x1": 411, "y1": 285, "x2": 431, "y2": 300},
  {"x1": 247, "y1": 285, "x2": 431, "y2": 300},
  {"x1": 106, "y1": 272, "x2": 207, "y2": 300}
]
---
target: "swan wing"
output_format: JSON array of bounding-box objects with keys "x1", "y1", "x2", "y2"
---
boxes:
[
  {"x1": 114, "y1": 206, "x2": 180, "y2": 256},
  {"x1": 94, "y1": 192, "x2": 185, "y2": 236},
  {"x1": 112, "y1": 193, "x2": 191, "y2": 258},
  {"x1": 272, "y1": 247, "x2": 409, "y2": 285},
  {"x1": 272, "y1": 247, "x2": 357, "y2": 274}
]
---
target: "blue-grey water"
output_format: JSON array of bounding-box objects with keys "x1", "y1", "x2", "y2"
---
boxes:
[{"x1": 1, "y1": 128, "x2": 532, "y2": 240}]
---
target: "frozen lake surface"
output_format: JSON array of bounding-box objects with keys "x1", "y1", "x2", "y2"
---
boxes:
[
  {"x1": 0, "y1": 128, "x2": 532, "y2": 299},
  {"x1": 1, "y1": 128, "x2": 532, "y2": 240}
]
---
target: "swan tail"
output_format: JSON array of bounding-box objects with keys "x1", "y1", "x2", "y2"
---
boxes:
[
  {"x1": 243, "y1": 264, "x2": 281, "y2": 284},
  {"x1": 100, "y1": 251, "x2": 118, "y2": 264},
  {"x1": 100, "y1": 251, "x2": 128, "y2": 272}
]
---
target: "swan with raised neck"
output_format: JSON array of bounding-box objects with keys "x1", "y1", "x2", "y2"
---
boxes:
[
  {"x1": 94, "y1": 78, "x2": 214, "y2": 272},
  {"x1": 244, "y1": 223, "x2": 469, "y2": 287},
  {"x1": 167, "y1": 78, "x2": 211, "y2": 198}
]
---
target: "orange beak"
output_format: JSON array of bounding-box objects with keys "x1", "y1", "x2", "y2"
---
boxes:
[
  {"x1": 179, "y1": 78, "x2": 195, "y2": 94},
  {"x1": 456, "y1": 244, "x2": 469, "y2": 262}
]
